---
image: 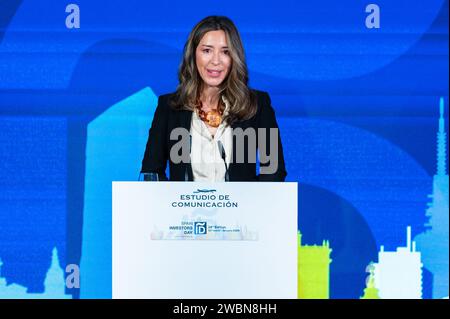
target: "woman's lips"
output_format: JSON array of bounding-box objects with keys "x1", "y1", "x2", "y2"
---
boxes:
[{"x1": 206, "y1": 69, "x2": 222, "y2": 78}]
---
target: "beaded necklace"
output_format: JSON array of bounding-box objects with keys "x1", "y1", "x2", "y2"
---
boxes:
[{"x1": 196, "y1": 98, "x2": 225, "y2": 128}]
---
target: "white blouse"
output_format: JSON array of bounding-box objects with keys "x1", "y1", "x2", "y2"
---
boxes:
[{"x1": 190, "y1": 96, "x2": 233, "y2": 182}]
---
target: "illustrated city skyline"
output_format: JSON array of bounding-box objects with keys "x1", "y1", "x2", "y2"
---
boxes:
[
  {"x1": 0, "y1": 248, "x2": 70, "y2": 299},
  {"x1": 298, "y1": 97, "x2": 449, "y2": 299},
  {"x1": 0, "y1": 98, "x2": 448, "y2": 299}
]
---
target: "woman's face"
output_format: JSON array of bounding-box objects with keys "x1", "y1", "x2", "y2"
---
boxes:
[{"x1": 195, "y1": 30, "x2": 232, "y2": 89}]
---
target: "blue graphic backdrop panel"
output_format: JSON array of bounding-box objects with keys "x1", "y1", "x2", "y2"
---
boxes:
[
  {"x1": 0, "y1": 117, "x2": 66, "y2": 294},
  {"x1": 80, "y1": 88, "x2": 156, "y2": 298}
]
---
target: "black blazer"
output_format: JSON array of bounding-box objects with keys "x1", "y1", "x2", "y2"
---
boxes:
[{"x1": 141, "y1": 89, "x2": 287, "y2": 181}]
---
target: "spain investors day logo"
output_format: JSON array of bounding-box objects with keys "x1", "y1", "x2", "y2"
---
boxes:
[
  {"x1": 194, "y1": 222, "x2": 207, "y2": 235},
  {"x1": 149, "y1": 188, "x2": 259, "y2": 240}
]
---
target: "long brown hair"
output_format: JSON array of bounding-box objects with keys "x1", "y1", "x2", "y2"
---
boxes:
[{"x1": 170, "y1": 16, "x2": 257, "y2": 125}]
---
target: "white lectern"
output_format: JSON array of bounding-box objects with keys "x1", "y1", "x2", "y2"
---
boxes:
[{"x1": 112, "y1": 182, "x2": 298, "y2": 299}]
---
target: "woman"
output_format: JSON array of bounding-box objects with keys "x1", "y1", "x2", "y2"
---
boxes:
[{"x1": 141, "y1": 16, "x2": 287, "y2": 182}]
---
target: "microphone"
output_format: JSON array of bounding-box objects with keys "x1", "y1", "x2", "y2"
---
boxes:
[{"x1": 217, "y1": 140, "x2": 229, "y2": 182}]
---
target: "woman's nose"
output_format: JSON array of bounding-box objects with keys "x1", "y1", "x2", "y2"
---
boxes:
[{"x1": 211, "y1": 52, "x2": 220, "y2": 65}]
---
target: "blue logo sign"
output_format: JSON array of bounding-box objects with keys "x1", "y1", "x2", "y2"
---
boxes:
[
  {"x1": 193, "y1": 189, "x2": 216, "y2": 194},
  {"x1": 194, "y1": 222, "x2": 207, "y2": 235}
]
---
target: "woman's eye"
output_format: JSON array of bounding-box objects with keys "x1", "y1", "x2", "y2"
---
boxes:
[
  {"x1": 223, "y1": 50, "x2": 229, "y2": 55},
  {"x1": 203, "y1": 49, "x2": 210, "y2": 53}
]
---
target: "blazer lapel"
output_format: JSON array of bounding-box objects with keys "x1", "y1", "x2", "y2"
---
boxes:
[
  {"x1": 179, "y1": 110, "x2": 193, "y2": 131},
  {"x1": 229, "y1": 120, "x2": 247, "y2": 180},
  {"x1": 178, "y1": 110, "x2": 194, "y2": 181}
]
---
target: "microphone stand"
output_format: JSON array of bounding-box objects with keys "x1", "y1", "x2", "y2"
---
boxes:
[{"x1": 217, "y1": 140, "x2": 230, "y2": 182}]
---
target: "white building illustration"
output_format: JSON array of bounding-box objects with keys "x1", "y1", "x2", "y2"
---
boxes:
[
  {"x1": 414, "y1": 97, "x2": 449, "y2": 298},
  {"x1": 0, "y1": 247, "x2": 71, "y2": 299},
  {"x1": 373, "y1": 226, "x2": 423, "y2": 299}
]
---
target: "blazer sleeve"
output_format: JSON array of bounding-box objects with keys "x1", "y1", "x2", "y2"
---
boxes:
[
  {"x1": 257, "y1": 91, "x2": 288, "y2": 182},
  {"x1": 141, "y1": 95, "x2": 169, "y2": 180}
]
